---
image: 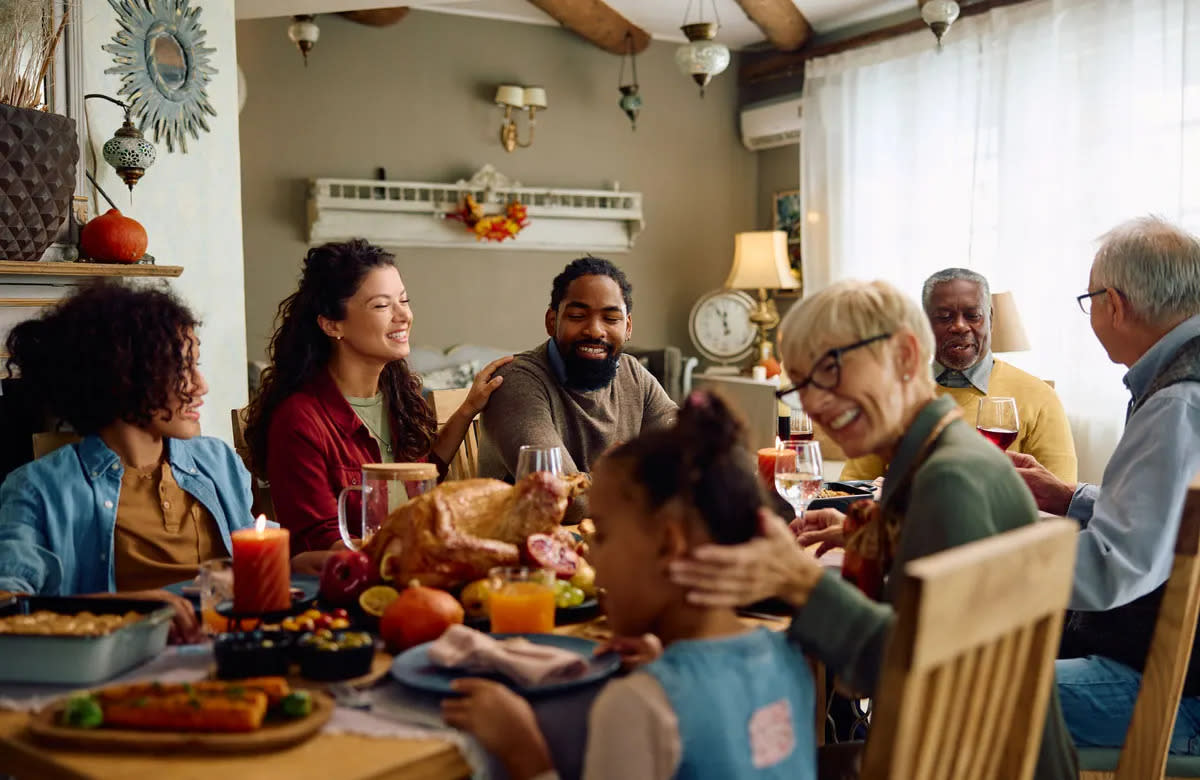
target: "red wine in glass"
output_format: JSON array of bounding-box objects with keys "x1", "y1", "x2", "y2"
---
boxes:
[
  {"x1": 978, "y1": 427, "x2": 1018, "y2": 449},
  {"x1": 977, "y1": 397, "x2": 1020, "y2": 451}
]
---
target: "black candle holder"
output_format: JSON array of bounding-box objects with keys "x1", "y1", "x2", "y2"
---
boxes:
[{"x1": 214, "y1": 595, "x2": 309, "y2": 631}]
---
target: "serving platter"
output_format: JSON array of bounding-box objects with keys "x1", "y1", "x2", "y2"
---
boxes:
[{"x1": 27, "y1": 690, "x2": 334, "y2": 754}]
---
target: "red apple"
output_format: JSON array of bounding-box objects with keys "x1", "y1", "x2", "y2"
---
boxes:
[{"x1": 318, "y1": 550, "x2": 373, "y2": 607}]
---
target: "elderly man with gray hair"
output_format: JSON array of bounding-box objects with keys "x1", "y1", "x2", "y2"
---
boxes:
[
  {"x1": 840, "y1": 267, "x2": 1077, "y2": 483},
  {"x1": 1013, "y1": 216, "x2": 1200, "y2": 755}
]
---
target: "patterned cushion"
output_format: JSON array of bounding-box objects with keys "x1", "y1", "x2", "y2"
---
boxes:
[{"x1": 420, "y1": 361, "x2": 480, "y2": 391}]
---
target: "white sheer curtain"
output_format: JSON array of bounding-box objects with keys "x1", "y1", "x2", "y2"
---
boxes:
[{"x1": 801, "y1": 0, "x2": 1200, "y2": 483}]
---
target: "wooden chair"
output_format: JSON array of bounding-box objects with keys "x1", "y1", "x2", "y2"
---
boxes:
[
  {"x1": 861, "y1": 517, "x2": 1079, "y2": 780},
  {"x1": 31, "y1": 431, "x2": 80, "y2": 459},
  {"x1": 230, "y1": 408, "x2": 275, "y2": 522},
  {"x1": 428, "y1": 388, "x2": 479, "y2": 481},
  {"x1": 1077, "y1": 472, "x2": 1200, "y2": 780}
]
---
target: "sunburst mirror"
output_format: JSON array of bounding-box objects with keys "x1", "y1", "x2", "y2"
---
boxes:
[{"x1": 102, "y1": 0, "x2": 218, "y2": 153}]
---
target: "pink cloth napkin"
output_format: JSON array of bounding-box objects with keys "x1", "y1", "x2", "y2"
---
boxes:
[{"x1": 428, "y1": 624, "x2": 589, "y2": 687}]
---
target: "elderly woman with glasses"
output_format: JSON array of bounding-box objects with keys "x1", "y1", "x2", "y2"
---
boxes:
[{"x1": 670, "y1": 280, "x2": 1078, "y2": 779}]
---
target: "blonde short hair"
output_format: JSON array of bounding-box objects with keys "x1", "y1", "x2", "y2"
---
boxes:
[{"x1": 777, "y1": 280, "x2": 935, "y2": 385}]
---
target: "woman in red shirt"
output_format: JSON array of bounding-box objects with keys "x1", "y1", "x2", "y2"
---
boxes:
[{"x1": 245, "y1": 240, "x2": 510, "y2": 553}]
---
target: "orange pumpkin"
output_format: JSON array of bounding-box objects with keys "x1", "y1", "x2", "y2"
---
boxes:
[
  {"x1": 80, "y1": 209, "x2": 148, "y2": 264},
  {"x1": 378, "y1": 580, "x2": 464, "y2": 652}
]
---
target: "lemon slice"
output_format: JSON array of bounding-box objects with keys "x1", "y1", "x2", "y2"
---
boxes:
[
  {"x1": 379, "y1": 551, "x2": 398, "y2": 582},
  {"x1": 358, "y1": 585, "x2": 400, "y2": 617}
]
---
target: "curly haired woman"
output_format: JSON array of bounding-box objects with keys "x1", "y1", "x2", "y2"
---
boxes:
[
  {"x1": 0, "y1": 282, "x2": 256, "y2": 642},
  {"x1": 244, "y1": 240, "x2": 510, "y2": 553}
]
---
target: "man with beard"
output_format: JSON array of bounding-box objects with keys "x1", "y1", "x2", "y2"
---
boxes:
[
  {"x1": 478, "y1": 257, "x2": 676, "y2": 520},
  {"x1": 840, "y1": 267, "x2": 1077, "y2": 481}
]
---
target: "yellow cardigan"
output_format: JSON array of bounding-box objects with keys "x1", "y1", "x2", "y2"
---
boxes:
[{"x1": 839, "y1": 359, "x2": 1078, "y2": 483}]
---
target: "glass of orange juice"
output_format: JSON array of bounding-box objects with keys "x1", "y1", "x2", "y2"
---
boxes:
[
  {"x1": 488, "y1": 566, "x2": 556, "y2": 634},
  {"x1": 197, "y1": 557, "x2": 235, "y2": 635}
]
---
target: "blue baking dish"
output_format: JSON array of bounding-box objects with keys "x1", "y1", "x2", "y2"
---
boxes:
[{"x1": 0, "y1": 596, "x2": 173, "y2": 685}]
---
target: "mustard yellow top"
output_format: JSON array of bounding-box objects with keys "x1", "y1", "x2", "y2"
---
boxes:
[
  {"x1": 839, "y1": 358, "x2": 1078, "y2": 483},
  {"x1": 113, "y1": 461, "x2": 224, "y2": 592}
]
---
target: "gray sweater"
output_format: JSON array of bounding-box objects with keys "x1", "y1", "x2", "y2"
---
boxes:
[{"x1": 478, "y1": 342, "x2": 677, "y2": 519}]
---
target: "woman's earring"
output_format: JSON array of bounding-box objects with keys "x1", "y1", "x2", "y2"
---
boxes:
[
  {"x1": 902, "y1": 373, "x2": 911, "y2": 381},
  {"x1": 336, "y1": 336, "x2": 343, "y2": 341}
]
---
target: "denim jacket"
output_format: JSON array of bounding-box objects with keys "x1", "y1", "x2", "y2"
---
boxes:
[{"x1": 0, "y1": 435, "x2": 255, "y2": 595}]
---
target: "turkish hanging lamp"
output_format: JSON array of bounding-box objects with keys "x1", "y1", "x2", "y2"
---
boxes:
[
  {"x1": 288, "y1": 15, "x2": 320, "y2": 66},
  {"x1": 675, "y1": 0, "x2": 730, "y2": 98},
  {"x1": 617, "y1": 31, "x2": 643, "y2": 131}
]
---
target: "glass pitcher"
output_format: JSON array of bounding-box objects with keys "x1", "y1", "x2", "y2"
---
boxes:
[{"x1": 337, "y1": 462, "x2": 438, "y2": 551}]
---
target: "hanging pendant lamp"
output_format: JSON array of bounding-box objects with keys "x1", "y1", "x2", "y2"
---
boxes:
[
  {"x1": 675, "y1": 0, "x2": 730, "y2": 98},
  {"x1": 617, "y1": 31, "x2": 643, "y2": 130}
]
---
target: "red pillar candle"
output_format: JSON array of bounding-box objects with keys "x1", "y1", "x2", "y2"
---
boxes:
[
  {"x1": 757, "y1": 447, "x2": 784, "y2": 490},
  {"x1": 232, "y1": 516, "x2": 291, "y2": 614}
]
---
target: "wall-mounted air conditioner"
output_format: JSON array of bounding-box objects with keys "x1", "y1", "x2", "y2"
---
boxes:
[{"x1": 740, "y1": 96, "x2": 803, "y2": 151}]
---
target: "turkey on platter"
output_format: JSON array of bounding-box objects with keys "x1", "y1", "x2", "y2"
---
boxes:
[{"x1": 363, "y1": 471, "x2": 589, "y2": 590}]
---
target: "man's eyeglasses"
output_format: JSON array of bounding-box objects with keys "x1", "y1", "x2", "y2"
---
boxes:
[
  {"x1": 1076, "y1": 289, "x2": 1106, "y2": 315},
  {"x1": 776, "y1": 333, "x2": 893, "y2": 408}
]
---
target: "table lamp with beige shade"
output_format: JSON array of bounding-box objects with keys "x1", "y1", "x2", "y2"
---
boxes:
[
  {"x1": 990, "y1": 291, "x2": 1031, "y2": 353},
  {"x1": 723, "y1": 231, "x2": 800, "y2": 366}
]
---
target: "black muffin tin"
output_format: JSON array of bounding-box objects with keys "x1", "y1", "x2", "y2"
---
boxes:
[
  {"x1": 213, "y1": 630, "x2": 293, "y2": 679},
  {"x1": 295, "y1": 632, "x2": 375, "y2": 681}
]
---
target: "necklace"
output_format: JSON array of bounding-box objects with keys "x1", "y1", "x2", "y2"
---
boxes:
[{"x1": 357, "y1": 415, "x2": 392, "y2": 455}]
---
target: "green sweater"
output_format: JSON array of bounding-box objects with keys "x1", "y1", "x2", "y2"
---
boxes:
[{"x1": 790, "y1": 395, "x2": 1078, "y2": 779}]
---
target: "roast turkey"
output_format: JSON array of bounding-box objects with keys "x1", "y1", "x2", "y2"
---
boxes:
[{"x1": 363, "y1": 471, "x2": 589, "y2": 590}]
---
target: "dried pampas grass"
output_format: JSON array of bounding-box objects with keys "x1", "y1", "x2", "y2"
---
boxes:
[{"x1": 0, "y1": 0, "x2": 69, "y2": 109}]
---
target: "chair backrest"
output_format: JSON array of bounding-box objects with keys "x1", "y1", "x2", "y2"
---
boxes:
[
  {"x1": 230, "y1": 407, "x2": 275, "y2": 522},
  {"x1": 32, "y1": 431, "x2": 80, "y2": 459},
  {"x1": 861, "y1": 517, "x2": 1079, "y2": 780},
  {"x1": 428, "y1": 389, "x2": 478, "y2": 481},
  {"x1": 230, "y1": 408, "x2": 253, "y2": 474},
  {"x1": 1107, "y1": 472, "x2": 1200, "y2": 780}
]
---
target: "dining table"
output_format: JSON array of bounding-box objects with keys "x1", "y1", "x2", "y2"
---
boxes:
[{"x1": 0, "y1": 611, "x2": 794, "y2": 780}]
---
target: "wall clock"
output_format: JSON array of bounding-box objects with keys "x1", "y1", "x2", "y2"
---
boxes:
[{"x1": 689, "y1": 289, "x2": 757, "y2": 365}]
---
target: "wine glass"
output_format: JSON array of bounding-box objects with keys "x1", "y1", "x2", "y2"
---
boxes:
[
  {"x1": 516, "y1": 445, "x2": 566, "y2": 480},
  {"x1": 789, "y1": 408, "x2": 814, "y2": 443},
  {"x1": 977, "y1": 397, "x2": 1020, "y2": 450},
  {"x1": 774, "y1": 441, "x2": 824, "y2": 523}
]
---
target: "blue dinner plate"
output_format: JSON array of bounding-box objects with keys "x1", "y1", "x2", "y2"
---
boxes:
[
  {"x1": 163, "y1": 574, "x2": 320, "y2": 605},
  {"x1": 390, "y1": 633, "x2": 619, "y2": 697}
]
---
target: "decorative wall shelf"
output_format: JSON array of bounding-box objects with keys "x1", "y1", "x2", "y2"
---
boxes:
[
  {"x1": 0, "y1": 261, "x2": 183, "y2": 285},
  {"x1": 308, "y1": 165, "x2": 644, "y2": 253}
]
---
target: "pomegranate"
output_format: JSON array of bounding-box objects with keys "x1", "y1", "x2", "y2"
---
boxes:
[
  {"x1": 379, "y1": 580, "x2": 464, "y2": 652},
  {"x1": 524, "y1": 533, "x2": 579, "y2": 579}
]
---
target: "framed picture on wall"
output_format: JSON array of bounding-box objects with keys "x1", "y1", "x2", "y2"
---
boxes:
[
  {"x1": 773, "y1": 189, "x2": 802, "y2": 242},
  {"x1": 774, "y1": 190, "x2": 803, "y2": 294}
]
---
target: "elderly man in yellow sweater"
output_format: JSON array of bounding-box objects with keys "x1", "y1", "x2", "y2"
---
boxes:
[{"x1": 840, "y1": 268, "x2": 1078, "y2": 482}]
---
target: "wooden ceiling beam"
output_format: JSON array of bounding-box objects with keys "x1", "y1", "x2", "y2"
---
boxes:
[
  {"x1": 524, "y1": 0, "x2": 651, "y2": 55},
  {"x1": 338, "y1": 8, "x2": 410, "y2": 26},
  {"x1": 733, "y1": 0, "x2": 812, "y2": 52},
  {"x1": 739, "y1": 0, "x2": 1032, "y2": 86}
]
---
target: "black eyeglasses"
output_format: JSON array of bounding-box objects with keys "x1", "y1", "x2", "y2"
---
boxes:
[
  {"x1": 776, "y1": 332, "x2": 893, "y2": 407},
  {"x1": 1076, "y1": 289, "x2": 1107, "y2": 315}
]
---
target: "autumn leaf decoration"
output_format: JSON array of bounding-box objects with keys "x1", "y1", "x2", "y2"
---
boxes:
[{"x1": 445, "y1": 194, "x2": 529, "y2": 242}]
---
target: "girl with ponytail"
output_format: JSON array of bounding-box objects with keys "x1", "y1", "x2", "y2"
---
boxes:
[{"x1": 442, "y1": 390, "x2": 818, "y2": 780}]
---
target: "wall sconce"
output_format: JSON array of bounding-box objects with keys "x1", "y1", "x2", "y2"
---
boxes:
[
  {"x1": 495, "y1": 85, "x2": 548, "y2": 153},
  {"x1": 83, "y1": 93, "x2": 156, "y2": 194}
]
